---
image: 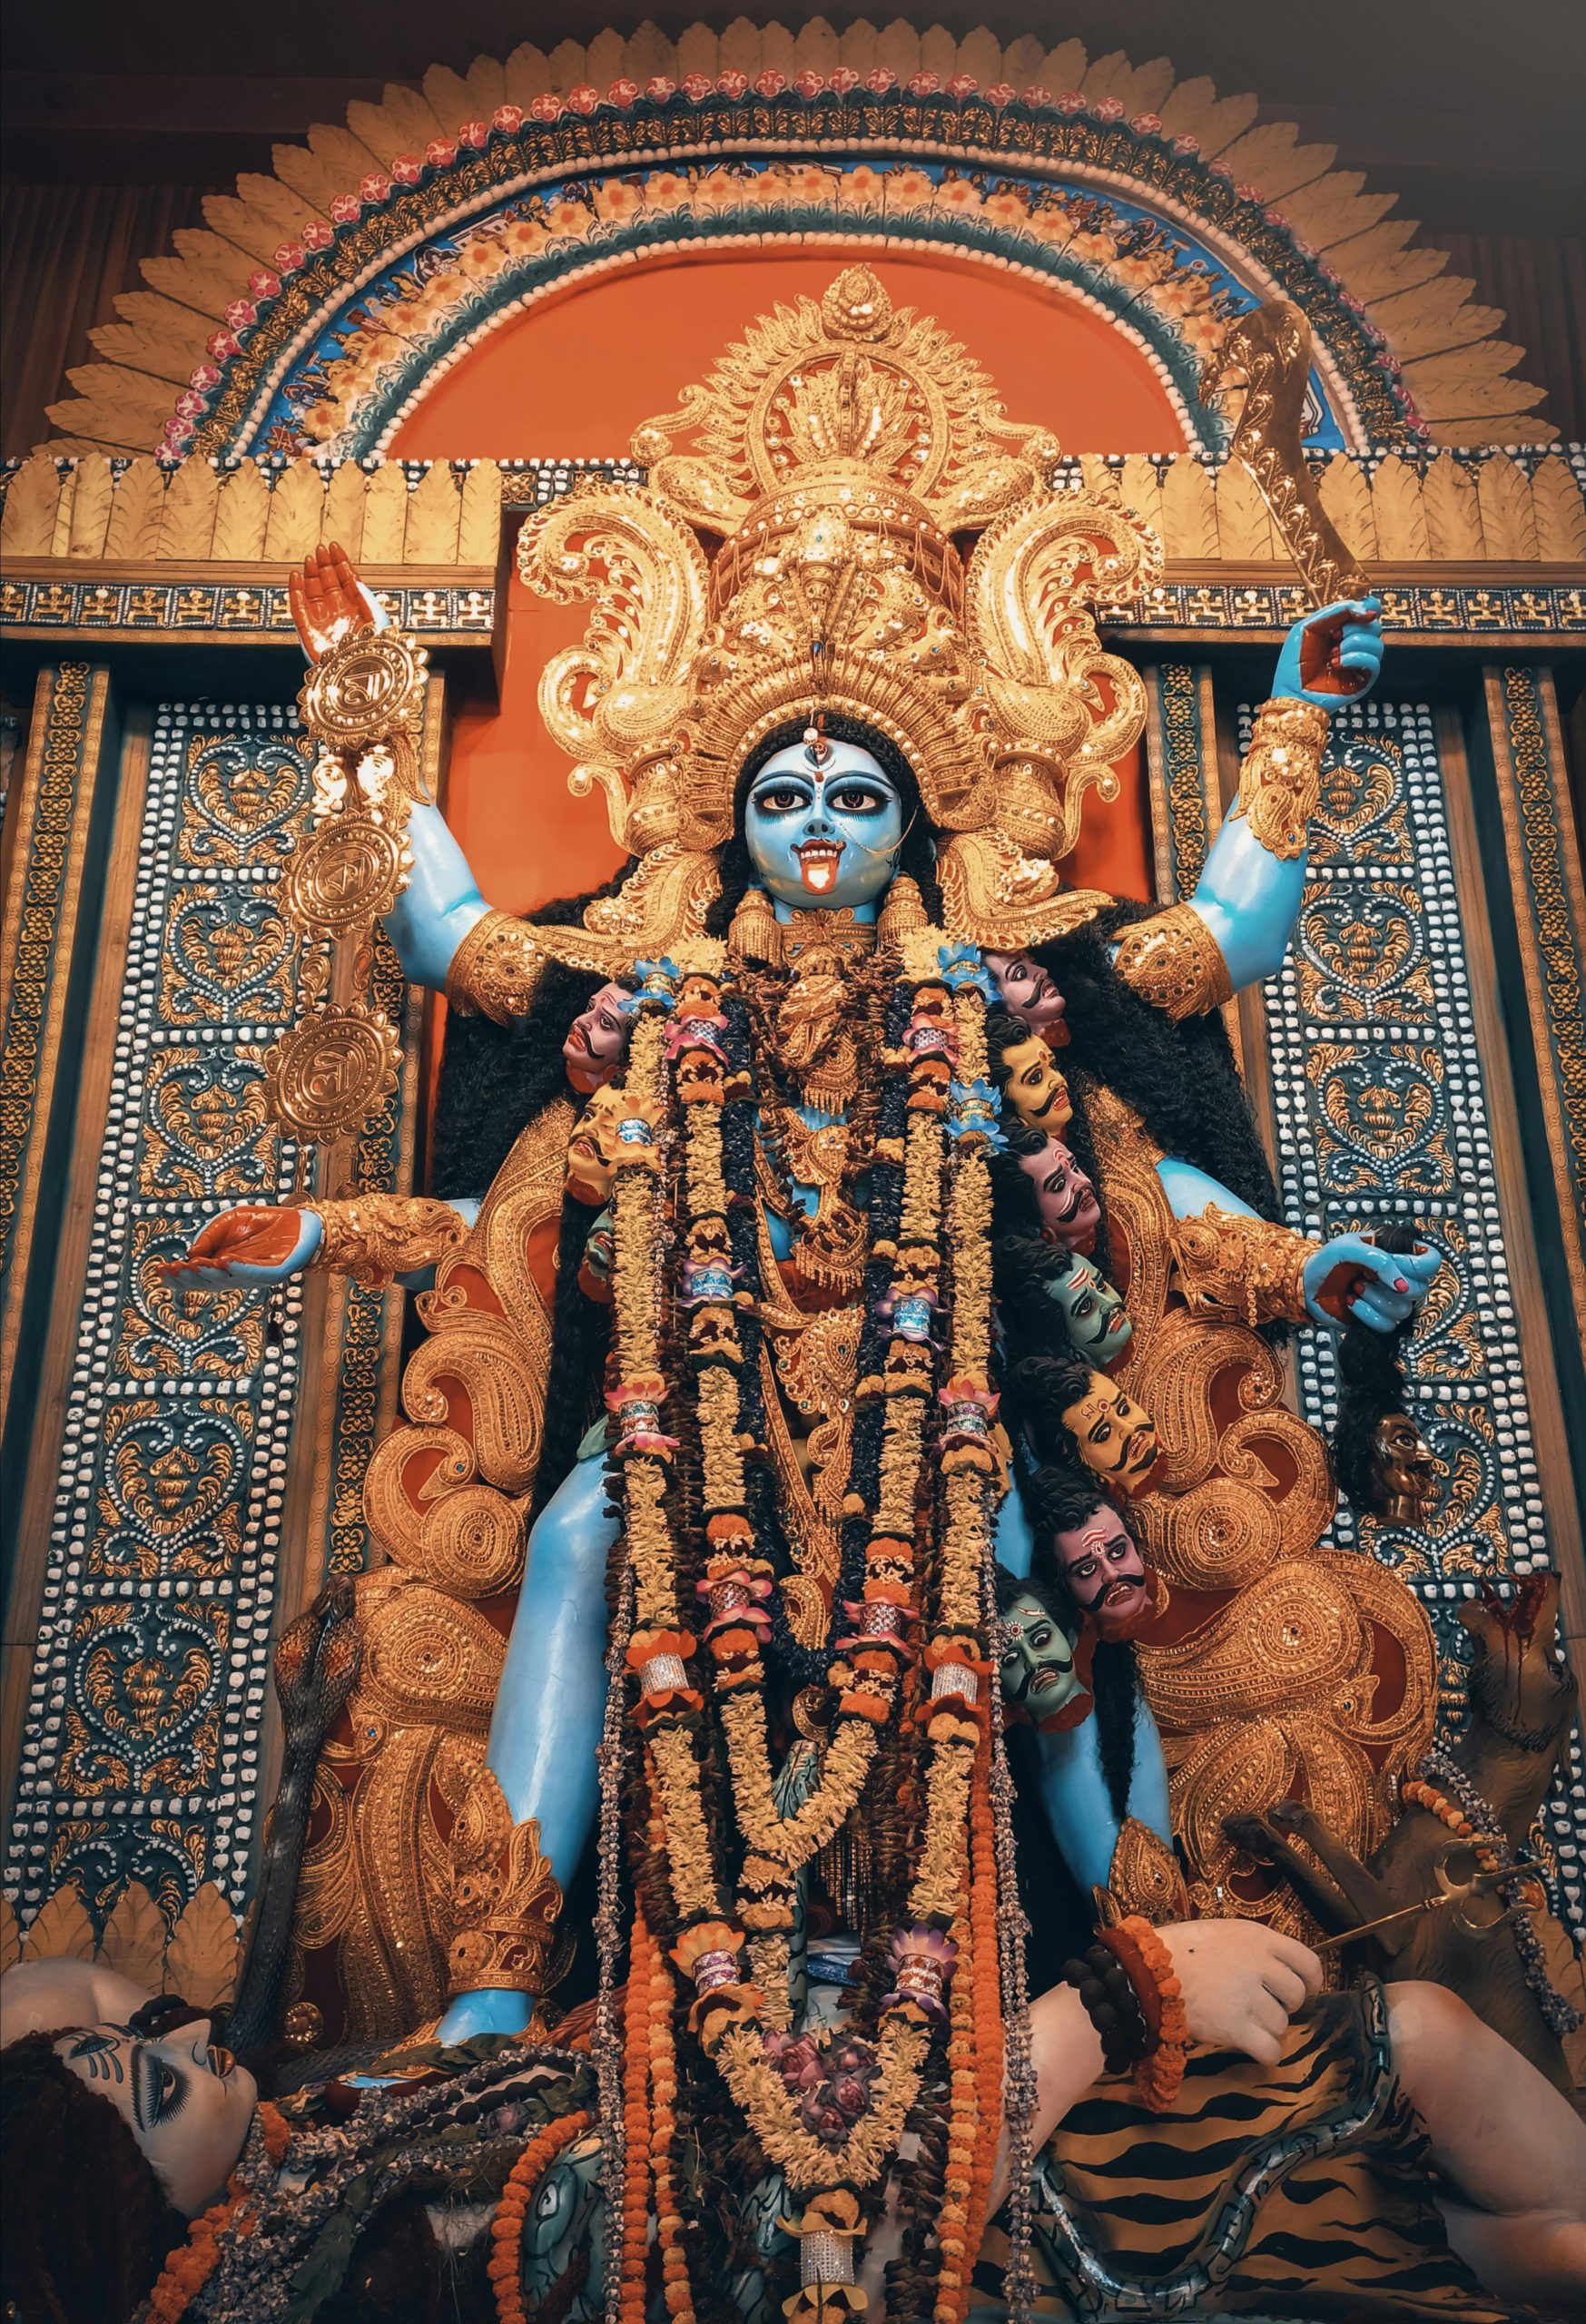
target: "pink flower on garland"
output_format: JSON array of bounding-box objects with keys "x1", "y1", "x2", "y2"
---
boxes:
[
  {"x1": 458, "y1": 119, "x2": 488, "y2": 148},
  {"x1": 753, "y1": 68, "x2": 784, "y2": 97},
  {"x1": 1132, "y1": 111, "x2": 1163, "y2": 134},
  {"x1": 273, "y1": 241, "x2": 305, "y2": 273},
  {"x1": 206, "y1": 330, "x2": 241, "y2": 360},
  {"x1": 492, "y1": 103, "x2": 524, "y2": 133},
  {"x1": 189, "y1": 362, "x2": 222, "y2": 391},
  {"x1": 944, "y1": 73, "x2": 978, "y2": 98},
  {"x1": 1235, "y1": 180, "x2": 1264, "y2": 202},
  {"x1": 566, "y1": 84, "x2": 600, "y2": 115},
  {"x1": 1020, "y1": 84, "x2": 1051, "y2": 106},
  {"x1": 681, "y1": 72, "x2": 714, "y2": 102},
  {"x1": 984, "y1": 82, "x2": 1015, "y2": 107},
  {"x1": 716, "y1": 68, "x2": 749, "y2": 99},
  {"x1": 1092, "y1": 96, "x2": 1126, "y2": 123},
  {"x1": 793, "y1": 69, "x2": 826, "y2": 98},
  {"x1": 163, "y1": 416, "x2": 194, "y2": 446},
  {"x1": 329, "y1": 193, "x2": 361, "y2": 224},
  {"x1": 425, "y1": 138, "x2": 457, "y2": 169},
  {"x1": 1207, "y1": 159, "x2": 1235, "y2": 181},
  {"x1": 529, "y1": 94, "x2": 562, "y2": 123},
  {"x1": 865, "y1": 66, "x2": 895, "y2": 94},
  {"x1": 301, "y1": 222, "x2": 333, "y2": 251},
  {"x1": 359, "y1": 173, "x2": 390, "y2": 206},
  {"x1": 172, "y1": 389, "x2": 208, "y2": 420},
  {"x1": 247, "y1": 269, "x2": 281, "y2": 300},
  {"x1": 1054, "y1": 91, "x2": 1087, "y2": 114},
  {"x1": 604, "y1": 79, "x2": 637, "y2": 110},
  {"x1": 829, "y1": 65, "x2": 860, "y2": 95},
  {"x1": 1171, "y1": 133, "x2": 1200, "y2": 154},
  {"x1": 645, "y1": 75, "x2": 676, "y2": 101},
  {"x1": 1264, "y1": 208, "x2": 1290, "y2": 230},
  {"x1": 907, "y1": 70, "x2": 941, "y2": 95},
  {"x1": 222, "y1": 299, "x2": 257, "y2": 328},
  {"x1": 390, "y1": 154, "x2": 423, "y2": 186}
]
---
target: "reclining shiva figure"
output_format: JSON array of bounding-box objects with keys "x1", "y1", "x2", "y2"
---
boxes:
[{"x1": 4, "y1": 268, "x2": 1580, "y2": 2323}]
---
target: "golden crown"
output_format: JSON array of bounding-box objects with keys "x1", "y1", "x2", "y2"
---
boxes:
[{"x1": 516, "y1": 264, "x2": 1162, "y2": 960}]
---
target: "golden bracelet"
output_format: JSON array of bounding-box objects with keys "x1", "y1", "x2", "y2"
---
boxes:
[
  {"x1": 1228, "y1": 696, "x2": 1333, "y2": 862},
  {"x1": 1168, "y1": 1202, "x2": 1312, "y2": 1326},
  {"x1": 1114, "y1": 903, "x2": 1235, "y2": 1022},
  {"x1": 444, "y1": 907, "x2": 549, "y2": 1022},
  {"x1": 304, "y1": 1195, "x2": 469, "y2": 1290},
  {"x1": 447, "y1": 1770, "x2": 565, "y2": 1999}
]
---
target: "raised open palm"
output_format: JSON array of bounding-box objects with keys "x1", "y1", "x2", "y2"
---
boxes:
[{"x1": 287, "y1": 541, "x2": 384, "y2": 664}]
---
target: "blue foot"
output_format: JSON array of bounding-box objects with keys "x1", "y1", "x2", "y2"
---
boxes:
[{"x1": 435, "y1": 1986, "x2": 536, "y2": 2043}]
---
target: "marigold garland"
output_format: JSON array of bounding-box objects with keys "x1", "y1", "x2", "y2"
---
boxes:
[{"x1": 489, "y1": 2106, "x2": 596, "y2": 2323}]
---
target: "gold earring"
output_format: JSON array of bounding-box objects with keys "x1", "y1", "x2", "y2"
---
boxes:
[
  {"x1": 729, "y1": 885, "x2": 780, "y2": 962},
  {"x1": 877, "y1": 873, "x2": 927, "y2": 948}
]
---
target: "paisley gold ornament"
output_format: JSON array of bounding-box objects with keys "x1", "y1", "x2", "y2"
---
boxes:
[{"x1": 262, "y1": 1002, "x2": 401, "y2": 1143}]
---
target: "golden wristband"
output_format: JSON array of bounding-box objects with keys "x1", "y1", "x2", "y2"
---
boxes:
[
  {"x1": 445, "y1": 907, "x2": 549, "y2": 1022},
  {"x1": 1169, "y1": 1202, "x2": 1312, "y2": 1326},
  {"x1": 1229, "y1": 696, "x2": 1333, "y2": 862},
  {"x1": 1114, "y1": 903, "x2": 1235, "y2": 1021},
  {"x1": 304, "y1": 1195, "x2": 469, "y2": 1289}
]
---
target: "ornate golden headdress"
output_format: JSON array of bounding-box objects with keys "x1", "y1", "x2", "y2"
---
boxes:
[{"x1": 517, "y1": 264, "x2": 1162, "y2": 964}]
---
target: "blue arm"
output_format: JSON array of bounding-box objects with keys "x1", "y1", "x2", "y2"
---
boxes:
[
  {"x1": 437, "y1": 1450, "x2": 617, "y2": 2040},
  {"x1": 385, "y1": 801, "x2": 491, "y2": 991},
  {"x1": 1028, "y1": 1697, "x2": 1173, "y2": 1896},
  {"x1": 1182, "y1": 598, "x2": 1384, "y2": 997}
]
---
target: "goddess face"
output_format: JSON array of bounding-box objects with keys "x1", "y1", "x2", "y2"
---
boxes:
[
  {"x1": 999, "y1": 1590, "x2": 1082, "y2": 1719},
  {"x1": 53, "y1": 2015, "x2": 256, "y2": 2216},
  {"x1": 1051, "y1": 1506, "x2": 1151, "y2": 1637},
  {"x1": 986, "y1": 953, "x2": 1068, "y2": 1045},
  {"x1": 1000, "y1": 1035, "x2": 1071, "y2": 1133},
  {"x1": 1060, "y1": 1374, "x2": 1159, "y2": 1495},
  {"x1": 744, "y1": 741, "x2": 905, "y2": 911},
  {"x1": 1045, "y1": 1248, "x2": 1132, "y2": 1360},
  {"x1": 1017, "y1": 1137, "x2": 1100, "y2": 1252},
  {"x1": 562, "y1": 982, "x2": 633, "y2": 1094}
]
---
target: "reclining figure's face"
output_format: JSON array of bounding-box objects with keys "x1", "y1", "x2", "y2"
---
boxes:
[
  {"x1": 54, "y1": 2014, "x2": 256, "y2": 2216},
  {"x1": 744, "y1": 740, "x2": 905, "y2": 911}
]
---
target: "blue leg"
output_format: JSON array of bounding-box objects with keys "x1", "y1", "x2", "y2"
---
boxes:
[{"x1": 436, "y1": 1452, "x2": 618, "y2": 2040}]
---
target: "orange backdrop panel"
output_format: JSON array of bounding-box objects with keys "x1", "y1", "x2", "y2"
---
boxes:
[{"x1": 421, "y1": 247, "x2": 1169, "y2": 917}]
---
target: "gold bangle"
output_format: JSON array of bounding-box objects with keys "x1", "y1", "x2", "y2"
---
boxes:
[
  {"x1": 445, "y1": 907, "x2": 549, "y2": 1022},
  {"x1": 1229, "y1": 696, "x2": 1333, "y2": 861},
  {"x1": 1114, "y1": 903, "x2": 1234, "y2": 1021},
  {"x1": 447, "y1": 1769, "x2": 564, "y2": 1999},
  {"x1": 1169, "y1": 1202, "x2": 1311, "y2": 1326},
  {"x1": 304, "y1": 1195, "x2": 468, "y2": 1289}
]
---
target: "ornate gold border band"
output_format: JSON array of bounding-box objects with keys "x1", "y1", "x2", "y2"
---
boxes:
[
  {"x1": 0, "y1": 664, "x2": 112, "y2": 1426},
  {"x1": 1485, "y1": 666, "x2": 1586, "y2": 1351}
]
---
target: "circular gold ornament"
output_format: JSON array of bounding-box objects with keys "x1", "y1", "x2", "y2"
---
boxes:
[
  {"x1": 283, "y1": 816, "x2": 410, "y2": 939},
  {"x1": 300, "y1": 627, "x2": 429, "y2": 752},
  {"x1": 264, "y1": 1004, "x2": 401, "y2": 1142},
  {"x1": 281, "y1": 2001, "x2": 324, "y2": 2051}
]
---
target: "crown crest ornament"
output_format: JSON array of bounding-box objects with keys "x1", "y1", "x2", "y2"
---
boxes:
[{"x1": 516, "y1": 265, "x2": 1162, "y2": 967}]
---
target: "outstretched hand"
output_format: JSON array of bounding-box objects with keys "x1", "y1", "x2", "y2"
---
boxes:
[
  {"x1": 162, "y1": 1205, "x2": 321, "y2": 1288},
  {"x1": 1273, "y1": 596, "x2": 1384, "y2": 707},
  {"x1": 1160, "y1": 1917, "x2": 1324, "y2": 2066},
  {"x1": 1304, "y1": 1234, "x2": 1439, "y2": 1333},
  {"x1": 288, "y1": 541, "x2": 386, "y2": 665}
]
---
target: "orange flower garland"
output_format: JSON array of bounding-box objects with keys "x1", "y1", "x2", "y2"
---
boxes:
[
  {"x1": 144, "y1": 2101, "x2": 292, "y2": 2324},
  {"x1": 1103, "y1": 1916, "x2": 1188, "y2": 2111},
  {"x1": 488, "y1": 2106, "x2": 596, "y2": 2324},
  {"x1": 620, "y1": 1905, "x2": 655, "y2": 2323}
]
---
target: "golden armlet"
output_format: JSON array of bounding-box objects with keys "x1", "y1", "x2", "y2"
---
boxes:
[
  {"x1": 305, "y1": 1195, "x2": 469, "y2": 1290},
  {"x1": 1113, "y1": 903, "x2": 1234, "y2": 1022},
  {"x1": 1169, "y1": 1203, "x2": 1312, "y2": 1326},
  {"x1": 1228, "y1": 696, "x2": 1333, "y2": 862},
  {"x1": 448, "y1": 1769, "x2": 564, "y2": 1999},
  {"x1": 445, "y1": 907, "x2": 550, "y2": 1022}
]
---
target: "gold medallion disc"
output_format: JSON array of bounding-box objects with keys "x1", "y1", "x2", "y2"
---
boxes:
[
  {"x1": 300, "y1": 628, "x2": 429, "y2": 752},
  {"x1": 283, "y1": 816, "x2": 410, "y2": 939},
  {"x1": 264, "y1": 1004, "x2": 401, "y2": 1142}
]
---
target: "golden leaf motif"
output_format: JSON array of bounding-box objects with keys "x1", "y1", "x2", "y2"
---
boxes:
[
  {"x1": 22, "y1": 1881, "x2": 97, "y2": 1965},
  {"x1": 163, "y1": 1880, "x2": 241, "y2": 2008},
  {"x1": 0, "y1": 1896, "x2": 20, "y2": 1974},
  {"x1": 97, "y1": 1880, "x2": 170, "y2": 1993}
]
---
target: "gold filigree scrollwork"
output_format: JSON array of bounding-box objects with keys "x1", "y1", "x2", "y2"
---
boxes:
[
  {"x1": 306, "y1": 1194, "x2": 470, "y2": 1292},
  {"x1": 1114, "y1": 903, "x2": 1235, "y2": 1022},
  {"x1": 448, "y1": 1768, "x2": 564, "y2": 1998},
  {"x1": 1229, "y1": 698, "x2": 1334, "y2": 862},
  {"x1": 1167, "y1": 1204, "x2": 1313, "y2": 1328}
]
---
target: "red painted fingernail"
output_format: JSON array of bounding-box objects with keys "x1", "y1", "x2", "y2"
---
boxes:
[{"x1": 1394, "y1": 1278, "x2": 1407, "y2": 1292}]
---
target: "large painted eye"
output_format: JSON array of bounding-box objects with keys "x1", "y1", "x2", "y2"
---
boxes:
[
  {"x1": 829, "y1": 781, "x2": 886, "y2": 813},
  {"x1": 754, "y1": 783, "x2": 808, "y2": 814}
]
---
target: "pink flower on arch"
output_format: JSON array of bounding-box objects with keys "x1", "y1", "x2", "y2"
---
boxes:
[
  {"x1": 793, "y1": 69, "x2": 826, "y2": 99},
  {"x1": 222, "y1": 299, "x2": 258, "y2": 329},
  {"x1": 458, "y1": 119, "x2": 488, "y2": 149},
  {"x1": 1054, "y1": 92, "x2": 1087, "y2": 115},
  {"x1": 645, "y1": 76, "x2": 676, "y2": 102},
  {"x1": 173, "y1": 389, "x2": 208, "y2": 420},
  {"x1": 985, "y1": 82, "x2": 1015, "y2": 108},
  {"x1": 566, "y1": 84, "x2": 600, "y2": 115},
  {"x1": 1171, "y1": 133, "x2": 1200, "y2": 155},
  {"x1": 1092, "y1": 97, "x2": 1126, "y2": 123},
  {"x1": 907, "y1": 70, "x2": 941, "y2": 96},
  {"x1": 829, "y1": 65, "x2": 860, "y2": 96},
  {"x1": 390, "y1": 154, "x2": 423, "y2": 186},
  {"x1": 248, "y1": 269, "x2": 282, "y2": 300},
  {"x1": 944, "y1": 74, "x2": 978, "y2": 99},
  {"x1": 188, "y1": 363, "x2": 222, "y2": 391},
  {"x1": 1020, "y1": 84, "x2": 1051, "y2": 107},
  {"x1": 1131, "y1": 112, "x2": 1163, "y2": 135},
  {"x1": 205, "y1": 330, "x2": 241, "y2": 361},
  {"x1": 425, "y1": 139, "x2": 457, "y2": 169},
  {"x1": 1264, "y1": 208, "x2": 1290, "y2": 230},
  {"x1": 529, "y1": 94, "x2": 562, "y2": 123},
  {"x1": 753, "y1": 68, "x2": 785, "y2": 98},
  {"x1": 492, "y1": 103, "x2": 524, "y2": 134},
  {"x1": 359, "y1": 172, "x2": 391, "y2": 206},
  {"x1": 1235, "y1": 181, "x2": 1265, "y2": 203},
  {"x1": 716, "y1": 68, "x2": 749, "y2": 100},
  {"x1": 865, "y1": 66, "x2": 895, "y2": 94},
  {"x1": 163, "y1": 416, "x2": 195, "y2": 446},
  {"x1": 680, "y1": 72, "x2": 713, "y2": 102},
  {"x1": 329, "y1": 193, "x2": 361, "y2": 225},
  {"x1": 274, "y1": 241, "x2": 305, "y2": 274},
  {"x1": 301, "y1": 222, "x2": 333, "y2": 251},
  {"x1": 606, "y1": 79, "x2": 639, "y2": 110},
  {"x1": 1207, "y1": 160, "x2": 1235, "y2": 182}
]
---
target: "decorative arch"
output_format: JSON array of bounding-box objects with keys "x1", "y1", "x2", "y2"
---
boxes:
[{"x1": 46, "y1": 22, "x2": 1552, "y2": 459}]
